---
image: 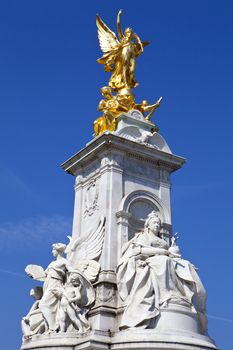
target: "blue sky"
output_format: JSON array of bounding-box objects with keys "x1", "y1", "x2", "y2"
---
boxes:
[{"x1": 0, "y1": 1, "x2": 232, "y2": 349}]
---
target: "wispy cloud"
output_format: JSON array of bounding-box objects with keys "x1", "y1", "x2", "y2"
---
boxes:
[
  {"x1": 173, "y1": 181, "x2": 226, "y2": 198},
  {"x1": 0, "y1": 167, "x2": 32, "y2": 194},
  {"x1": 207, "y1": 314, "x2": 233, "y2": 324},
  {"x1": 0, "y1": 268, "x2": 27, "y2": 278},
  {"x1": 0, "y1": 215, "x2": 72, "y2": 251}
]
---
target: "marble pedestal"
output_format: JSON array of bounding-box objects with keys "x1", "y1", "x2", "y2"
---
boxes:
[{"x1": 21, "y1": 115, "x2": 218, "y2": 350}]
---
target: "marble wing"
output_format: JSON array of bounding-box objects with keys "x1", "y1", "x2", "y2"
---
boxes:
[
  {"x1": 66, "y1": 216, "x2": 105, "y2": 282},
  {"x1": 72, "y1": 260, "x2": 101, "y2": 283},
  {"x1": 149, "y1": 132, "x2": 172, "y2": 153},
  {"x1": 66, "y1": 216, "x2": 105, "y2": 263},
  {"x1": 25, "y1": 264, "x2": 46, "y2": 282}
]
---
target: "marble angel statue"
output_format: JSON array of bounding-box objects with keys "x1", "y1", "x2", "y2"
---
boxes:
[
  {"x1": 25, "y1": 243, "x2": 69, "y2": 333},
  {"x1": 96, "y1": 10, "x2": 149, "y2": 91},
  {"x1": 24, "y1": 216, "x2": 105, "y2": 335}
]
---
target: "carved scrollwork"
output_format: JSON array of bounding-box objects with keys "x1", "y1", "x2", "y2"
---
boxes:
[
  {"x1": 100, "y1": 154, "x2": 122, "y2": 168},
  {"x1": 84, "y1": 179, "x2": 99, "y2": 216}
]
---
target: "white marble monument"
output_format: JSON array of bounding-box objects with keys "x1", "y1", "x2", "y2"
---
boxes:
[{"x1": 20, "y1": 10, "x2": 218, "y2": 350}]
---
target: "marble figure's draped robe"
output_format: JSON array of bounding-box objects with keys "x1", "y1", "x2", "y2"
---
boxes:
[
  {"x1": 39, "y1": 257, "x2": 68, "y2": 331},
  {"x1": 117, "y1": 232, "x2": 207, "y2": 331}
]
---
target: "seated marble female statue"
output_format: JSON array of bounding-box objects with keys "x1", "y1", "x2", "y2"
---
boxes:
[{"x1": 117, "y1": 211, "x2": 207, "y2": 332}]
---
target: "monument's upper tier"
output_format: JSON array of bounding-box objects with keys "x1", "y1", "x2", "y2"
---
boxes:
[{"x1": 94, "y1": 11, "x2": 163, "y2": 138}]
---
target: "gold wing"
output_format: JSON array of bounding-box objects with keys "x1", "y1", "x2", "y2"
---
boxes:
[{"x1": 96, "y1": 14, "x2": 120, "y2": 53}]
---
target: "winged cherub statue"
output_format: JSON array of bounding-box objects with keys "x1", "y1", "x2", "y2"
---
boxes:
[{"x1": 96, "y1": 10, "x2": 149, "y2": 92}]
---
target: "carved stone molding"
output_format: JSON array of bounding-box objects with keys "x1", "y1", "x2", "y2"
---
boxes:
[{"x1": 118, "y1": 190, "x2": 170, "y2": 225}]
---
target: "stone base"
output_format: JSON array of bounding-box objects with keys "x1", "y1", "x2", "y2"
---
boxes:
[
  {"x1": 153, "y1": 302, "x2": 202, "y2": 334},
  {"x1": 21, "y1": 331, "x2": 109, "y2": 350},
  {"x1": 21, "y1": 329, "x2": 217, "y2": 350},
  {"x1": 21, "y1": 302, "x2": 218, "y2": 350},
  {"x1": 113, "y1": 329, "x2": 218, "y2": 350}
]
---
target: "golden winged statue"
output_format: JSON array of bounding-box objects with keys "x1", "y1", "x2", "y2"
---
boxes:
[
  {"x1": 94, "y1": 11, "x2": 162, "y2": 137},
  {"x1": 96, "y1": 10, "x2": 149, "y2": 91}
]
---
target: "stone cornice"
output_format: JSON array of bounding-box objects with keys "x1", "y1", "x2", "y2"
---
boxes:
[{"x1": 61, "y1": 133, "x2": 186, "y2": 176}]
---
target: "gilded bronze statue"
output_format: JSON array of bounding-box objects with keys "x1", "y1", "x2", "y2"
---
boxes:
[
  {"x1": 96, "y1": 10, "x2": 149, "y2": 91},
  {"x1": 95, "y1": 10, "x2": 162, "y2": 136}
]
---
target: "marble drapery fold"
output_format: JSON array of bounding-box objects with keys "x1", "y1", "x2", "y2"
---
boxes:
[{"x1": 117, "y1": 214, "x2": 207, "y2": 332}]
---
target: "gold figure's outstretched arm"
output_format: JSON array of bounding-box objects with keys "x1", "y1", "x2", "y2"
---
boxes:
[
  {"x1": 143, "y1": 97, "x2": 162, "y2": 112},
  {"x1": 132, "y1": 31, "x2": 150, "y2": 57},
  {"x1": 132, "y1": 32, "x2": 142, "y2": 45},
  {"x1": 132, "y1": 32, "x2": 144, "y2": 54},
  {"x1": 134, "y1": 97, "x2": 162, "y2": 121},
  {"x1": 117, "y1": 10, "x2": 124, "y2": 40},
  {"x1": 145, "y1": 97, "x2": 163, "y2": 120}
]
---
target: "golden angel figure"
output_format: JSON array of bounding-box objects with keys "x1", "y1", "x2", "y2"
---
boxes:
[{"x1": 96, "y1": 10, "x2": 149, "y2": 91}]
